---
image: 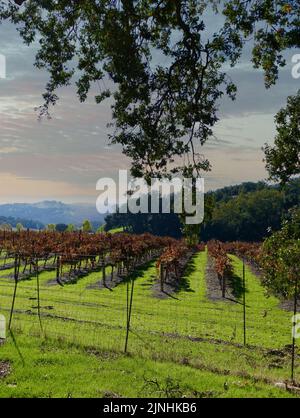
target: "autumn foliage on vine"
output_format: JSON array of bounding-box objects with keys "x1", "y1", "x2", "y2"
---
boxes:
[
  {"x1": 207, "y1": 240, "x2": 233, "y2": 278},
  {"x1": 0, "y1": 230, "x2": 173, "y2": 282},
  {"x1": 222, "y1": 242, "x2": 262, "y2": 268}
]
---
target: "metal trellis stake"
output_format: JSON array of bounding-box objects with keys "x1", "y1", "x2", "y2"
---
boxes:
[
  {"x1": 243, "y1": 258, "x2": 246, "y2": 346},
  {"x1": 9, "y1": 254, "x2": 20, "y2": 330},
  {"x1": 36, "y1": 260, "x2": 43, "y2": 333},
  {"x1": 124, "y1": 278, "x2": 135, "y2": 353},
  {"x1": 291, "y1": 275, "x2": 298, "y2": 383}
]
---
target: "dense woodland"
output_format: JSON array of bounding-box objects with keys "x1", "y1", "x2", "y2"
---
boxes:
[{"x1": 105, "y1": 178, "x2": 300, "y2": 242}]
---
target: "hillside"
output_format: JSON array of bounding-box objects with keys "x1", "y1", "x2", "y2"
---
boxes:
[
  {"x1": 0, "y1": 215, "x2": 44, "y2": 230},
  {"x1": 0, "y1": 201, "x2": 105, "y2": 227},
  {"x1": 203, "y1": 178, "x2": 300, "y2": 241},
  {"x1": 104, "y1": 178, "x2": 300, "y2": 241}
]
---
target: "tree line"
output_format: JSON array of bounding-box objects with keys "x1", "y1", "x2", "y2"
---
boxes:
[{"x1": 104, "y1": 178, "x2": 300, "y2": 242}]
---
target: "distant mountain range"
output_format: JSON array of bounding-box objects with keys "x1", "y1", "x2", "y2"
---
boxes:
[{"x1": 0, "y1": 201, "x2": 105, "y2": 228}]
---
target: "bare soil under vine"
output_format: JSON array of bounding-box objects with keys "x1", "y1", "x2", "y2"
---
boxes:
[
  {"x1": 0, "y1": 360, "x2": 10, "y2": 379},
  {"x1": 205, "y1": 256, "x2": 244, "y2": 304}
]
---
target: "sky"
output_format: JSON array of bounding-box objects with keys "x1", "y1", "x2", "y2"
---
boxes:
[{"x1": 0, "y1": 14, "x2": 299, "y2": 205}]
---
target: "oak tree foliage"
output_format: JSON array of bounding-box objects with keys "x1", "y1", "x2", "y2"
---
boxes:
[
  {"x1": 264, "y1": 91, "x2": 300, "y2": 183},
  {"x1": 1, "y1": 0, "x2": 299, "y2": 180}
]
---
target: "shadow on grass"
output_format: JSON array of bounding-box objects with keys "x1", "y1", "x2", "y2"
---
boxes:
[
  {"x1": 162, "y1": 290, "x2": 179, "y2": 300},
  {"x1": 175, "y1": 253, "x2": 198, "y2": 294},
  {"x1": 229, "y1": 273, "x2": 245, "y2": 299},
  {"x1": 225, "y1": 272, "x2": 249, "y2": 306},
  {"x1": 6, "y1": 266, "x2": 56, "y2": 283},
  {"x1": 9, "y1": 329, "x2": 25, "y2": 366},
  {"x1": 118, "y1": 260, "x2": 155, "y2": 286},
  {"x1": 0, "y1": 263, "x2": 15, "y2": 271},
  {"x1": 64, "y1": 264, "x2": 104, "y2": 285}
]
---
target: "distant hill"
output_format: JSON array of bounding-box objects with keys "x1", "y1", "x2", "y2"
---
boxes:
[
  {"x1": 0, "y1": 215, "x2": 44, "y2": 230},
  {"x1": 203, "y1": 178, "x2": 300, "y2": 241},
  {"x1": 104, "y1": 178, "x2": 300, "y2": 241},
  {"x1": 0, "y1": 201, "x2": 105, "y2": 227},
  {"x1": 207, "y1": 181, "x2": 267, "y2": 202}
]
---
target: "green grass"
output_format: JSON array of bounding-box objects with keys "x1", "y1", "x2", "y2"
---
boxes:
[
  {"x1": 1, "y1": 335, "x2": 294, "y2": 398},
  {"x1": 108, "y1": 227, "x2": 124, "y2": 234},
  {"x1": 0, "y1": 250, "x2": 298, "y2": 398}
]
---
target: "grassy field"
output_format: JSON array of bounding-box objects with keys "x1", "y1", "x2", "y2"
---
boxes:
[{"x1": 0, "y1": 250, "x2": 298, "y2": 398}]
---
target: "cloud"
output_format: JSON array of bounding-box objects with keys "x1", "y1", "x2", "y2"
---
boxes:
[
  {"x1": 0, "y1": 172, "x2": 95, "y2": 204},
  {"x1": 0, "y1": 17, "x2": 299, "y2": 202},
  {"x1": 220, "y1": 65, "x2": 299, "y2": 118}
]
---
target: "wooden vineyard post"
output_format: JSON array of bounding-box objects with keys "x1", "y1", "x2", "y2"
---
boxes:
[
  {"x1": 291, "y1": 275, "x2": 298, "y2": 383},
  {"x1": 56, "y1": 255, "x2": 63, "y2": 286},
  {"x1": 124, "y1": 278, "x2": 135, "y2": 353},
  {"x1": 9, "y1": 254, "x2": 20, "y2": 330},
  {"x1": 102, "y1": 265, "x2": 106, "y2": 287},
  {"x1": 160, "y1": 264, "x2": 164, "y2": 292},
  {"x1": 243, "y1": 258, "x2": 246, "y2": 346},
  {"x1": 110, "y1": 264, "x2": 114, "y2": 281},
  {"x1": 222, "y1": 274, "x2": 226, "y2": 298},
  {"x1": 56, "y1": 255, "x2": 59, "y2": 279}
]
